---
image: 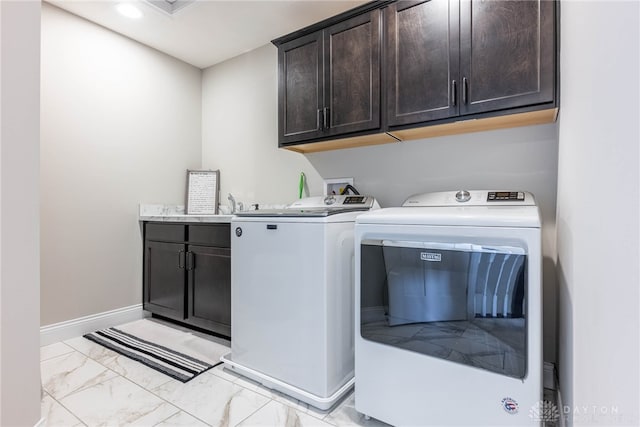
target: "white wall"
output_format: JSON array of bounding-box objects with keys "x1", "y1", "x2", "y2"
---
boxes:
[
  {"x1": 202, "y1": 43, "x2": 560, "y2": 363},
  {"x1": 557, "y1": 1, "x2": 639, "y2": 425},
  {"x1": 40, "y1": 4, "x2": 203, "y2": 325},
  {"x1": 202, "y1": 44, "x2": 324, "y2": 208},
  {"x1": 0, "y1": 0, "x2": 42, "y2": 425}
]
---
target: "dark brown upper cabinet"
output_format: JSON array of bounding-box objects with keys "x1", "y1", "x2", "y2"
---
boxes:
[
  {"x1": 387, "y1": 0, "x2": 555, "y2": 128},
  {"x1": 273, "y1": 0, "x2": 558, "y2": 152},
  {"x1": 459, "y1": 0, "x2": 555, "y2": 115},
  {"x1": 386, "y1": 0, "x2": 460, "y2": 126},
  {"x1": 277, "y1": 32, "x2": 324, "y2": 144},
  {"x1": 276, "y1": 9, "x2": 381, "y2": 146}
]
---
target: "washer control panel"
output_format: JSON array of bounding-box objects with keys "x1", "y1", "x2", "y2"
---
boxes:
[
  {"x1": 290, "y1": 195, "x2": 374, "y2": 210},
  {"x1": 343, "y1": 196, "x2": 367, "y2": 205},
  {"x1": 323, "y1": 195, "x2": 367, "y2": 205},
  {"x1": 487, "y1": 191, "x2": 525, "y2": 202}
]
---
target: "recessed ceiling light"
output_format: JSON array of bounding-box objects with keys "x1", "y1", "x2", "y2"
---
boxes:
[
  {"x1": 116, "y1": 3, "x2": 143, "y2": 19},
  {"x1": 144, "y1": 0, "x2": 196, "y2": 16}
]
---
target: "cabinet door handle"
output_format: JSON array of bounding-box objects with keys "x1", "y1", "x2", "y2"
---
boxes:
[
  {"x1": 323, "y1": 107, "x2": 330, "y2": 129},
  {"x1": 178, "y1": 250, "x2": 185, "y2": 269},
  {"x1": 462, "y1": 77, "x2": 468, "y2": 105},
  {"x1": 451, "y1": 80, "x2": 457, "y2": 106},
  {"x1": 186, "y1": 251, "x2": 195, "y2": 271},
  {"x1": 317, "y1": 109, "x2": 323, "y2": 130}
]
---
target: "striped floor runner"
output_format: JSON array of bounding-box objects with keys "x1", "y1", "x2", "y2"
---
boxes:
[{"x1": 84, "y1": 327, "x2": 217, "y2": 382}]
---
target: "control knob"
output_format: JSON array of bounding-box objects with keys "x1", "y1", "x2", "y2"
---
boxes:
[
  {"x1": 324, "y1": 195, "x2": 336, "y2": 205},
  {"x1": 455, "y1": 190, "x2": 471, "y2": 203}
]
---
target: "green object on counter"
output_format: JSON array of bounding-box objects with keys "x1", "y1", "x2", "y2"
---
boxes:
[{"x1": 299, "y1": 172, "x2": 305, "y2": 199}]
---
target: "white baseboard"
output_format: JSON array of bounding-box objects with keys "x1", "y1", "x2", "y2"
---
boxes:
[{"x1": 40, "y1": 304, "x2": 147, "y2": 346}]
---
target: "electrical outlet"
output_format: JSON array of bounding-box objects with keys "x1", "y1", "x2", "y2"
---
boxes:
[{"x1": 323, "y1": 178, "x2": 354, "y2": 195}]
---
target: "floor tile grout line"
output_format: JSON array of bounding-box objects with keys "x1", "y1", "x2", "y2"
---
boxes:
[
  {"x1": 151, "y1": 408, "x2": 205, "y2": 427},
  {"x1": 102, "y1": 373, "x2": 186, "y2": 423},
  {"x1": 230, "y1": 397, "x2": 274, "y2": 427},
  {"x1": 168, "y1": 374, "x2": 277, "y2": 426},
  {"x1": 47, "y1": 331, "x2": 347, "y2": 427},
  {"x1": 217, "y1": 370, "x2": 343, "y2": 425},
  {"x1": 143, "y1": 365, "x2": 299, "y2": 426},
  {"x1": 42, "y1": 389, "x2": 89, "y2": 427},
  {"x1": 67, "y1": 374, "x2": 181, "y2": 427},
  {"x1": 40, "y1": 342, "x2": 76, "y2": 362},
  {"x1": 142, "y1": 370, "x2": 239, "y2": 426},
  {"x1": 145, "y1": 391, "x2": 214, "y2": 427},
  {"x1": 49, "y1": 341, "x2": 289, "y2": 426},
  {"x1": 44, "y1": 342, "x2": 184, "y2": 425},
  {"x1": 48, "y1": 353, "x2": 186, "y2": 426},
  {"x1": 46, "y1": 323, "x2": 237, "y2": 426},
  {"x1": 41, "y1": 349, "x2": 120, "y2": 403},
  {"x1": 64, "y1": 335, "x2": 177, "y2": 393},
  {"x1": 207, "y1": 364, "x2": 343, "y2": 423},
  {"x1": 75, "y1": 347, "x2": 192, "y2": 425},
  {"x1": 61, "y1": 334, "x2": 224, "y2": 426}
]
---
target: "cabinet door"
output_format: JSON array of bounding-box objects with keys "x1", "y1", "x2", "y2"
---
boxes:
[
  {"x1": 324, "y1": 9, "x2": 381, "y2": 136},
  {"x1": 186, "y1": 245, "x2": 231, "y2": 337},
  {"x1": 459, "y1": 0, "x2": 555, "y2": 115},
  {"x1": 278, "y1": 32, "x2": 324, "y2": 145},
  {"x1": 144, "y1": 241, "x2": 185, "y2": 321},
  {"x1": 386, "y1": 0, "x2": 459, "y2": 126}
]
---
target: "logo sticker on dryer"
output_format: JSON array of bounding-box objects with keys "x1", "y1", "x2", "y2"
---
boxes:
[
  {"x1": 420, "y1": 252, "x2": 441, "y2": 262},
  {"x1": 501, "y1": 397, "x2": 519, "y2": 414}
]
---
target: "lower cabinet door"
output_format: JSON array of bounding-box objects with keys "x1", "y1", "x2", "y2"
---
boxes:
[
  {"x1": 187, "y1": 245, "x2": 231, "y2": 337},
  {"x1": 144, "y1": 241, "x2": 186, "y2": 321}
]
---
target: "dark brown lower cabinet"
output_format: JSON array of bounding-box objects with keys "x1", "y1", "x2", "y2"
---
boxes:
[
  {"x1": 187, "y1": 245, "x2": 231, "y2": 335},
  {"x1": 144, "y1": 241, "x2": 186, "y2": 320},
  {"x1": 143, "y1": 223, "x2": 231, "y2": 338}
]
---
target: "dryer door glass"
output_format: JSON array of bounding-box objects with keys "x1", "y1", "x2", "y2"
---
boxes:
[{"x1": 360, "y1": 240, "x2": 527, "y2": 379}]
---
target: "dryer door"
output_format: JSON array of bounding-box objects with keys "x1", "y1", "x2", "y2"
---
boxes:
[{"x1": 360, "y1": 239, "x2": 527, "y2": 379}]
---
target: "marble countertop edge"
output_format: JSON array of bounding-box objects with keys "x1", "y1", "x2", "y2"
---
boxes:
[{"x1": 139, "y1": 204, "x2": 233, "y2": 223}]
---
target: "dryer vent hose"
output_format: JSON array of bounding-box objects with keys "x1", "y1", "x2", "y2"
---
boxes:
[{"x1": 340, "y1": 184, "x2": 360, "y2": 195}]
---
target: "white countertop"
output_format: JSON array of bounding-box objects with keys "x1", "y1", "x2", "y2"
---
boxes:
[{"x1": 139, "y1": 204, "x2": 233, "y2": 223}]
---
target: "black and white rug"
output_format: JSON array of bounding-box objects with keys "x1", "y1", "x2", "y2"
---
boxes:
[{"x1": 84, "y1": 320, "x2": 226, "y2": 382}]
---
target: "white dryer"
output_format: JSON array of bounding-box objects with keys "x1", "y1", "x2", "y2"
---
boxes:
[
  {"x1": 355, "y1": 190, "x2": 542, "y2": 426},
  {"x1": 222, "y1": 195, "x2": 379, "y2": 410}
]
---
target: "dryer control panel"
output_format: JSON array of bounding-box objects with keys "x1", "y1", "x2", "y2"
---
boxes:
[{"x1": 403, "y1": 190, "x2": 535, "y2": 207}]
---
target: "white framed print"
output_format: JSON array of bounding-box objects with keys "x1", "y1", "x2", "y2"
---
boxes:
[{"x1": 186, "y1": 169, "x2": 219, "y2": 215}]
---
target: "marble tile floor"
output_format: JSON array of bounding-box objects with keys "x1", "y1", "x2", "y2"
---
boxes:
[
  {"x1": 40, "y1": 320, "x2": 390, "y2": 427},
  {"x1": 41, "y1": 318, "x2": 557, "y2": 426}
]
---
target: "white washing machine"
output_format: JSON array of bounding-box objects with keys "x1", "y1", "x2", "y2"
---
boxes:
[
  {"x1": 355, "y1": 190, "x2": 542, "y2": 426},
  {"x1": 221, "y1": 194, "x2": 379, "y2": 410}
]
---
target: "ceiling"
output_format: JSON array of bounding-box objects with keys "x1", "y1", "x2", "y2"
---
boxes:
[{"x1": 46, "y1": 0, "x2": 368, "y2": 69}]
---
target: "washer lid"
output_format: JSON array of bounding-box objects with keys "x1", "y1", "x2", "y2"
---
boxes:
[
  {"x1": 235, "y1": 195, "x2": 378, "y2": 218},
  {"x1": 235, "y1": 207, "x2": 370, "y2": 217}
]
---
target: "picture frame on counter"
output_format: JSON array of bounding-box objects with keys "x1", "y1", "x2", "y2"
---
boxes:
[{"x1": 186, "y1": 169, "x2": 219, "y2": 215}]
